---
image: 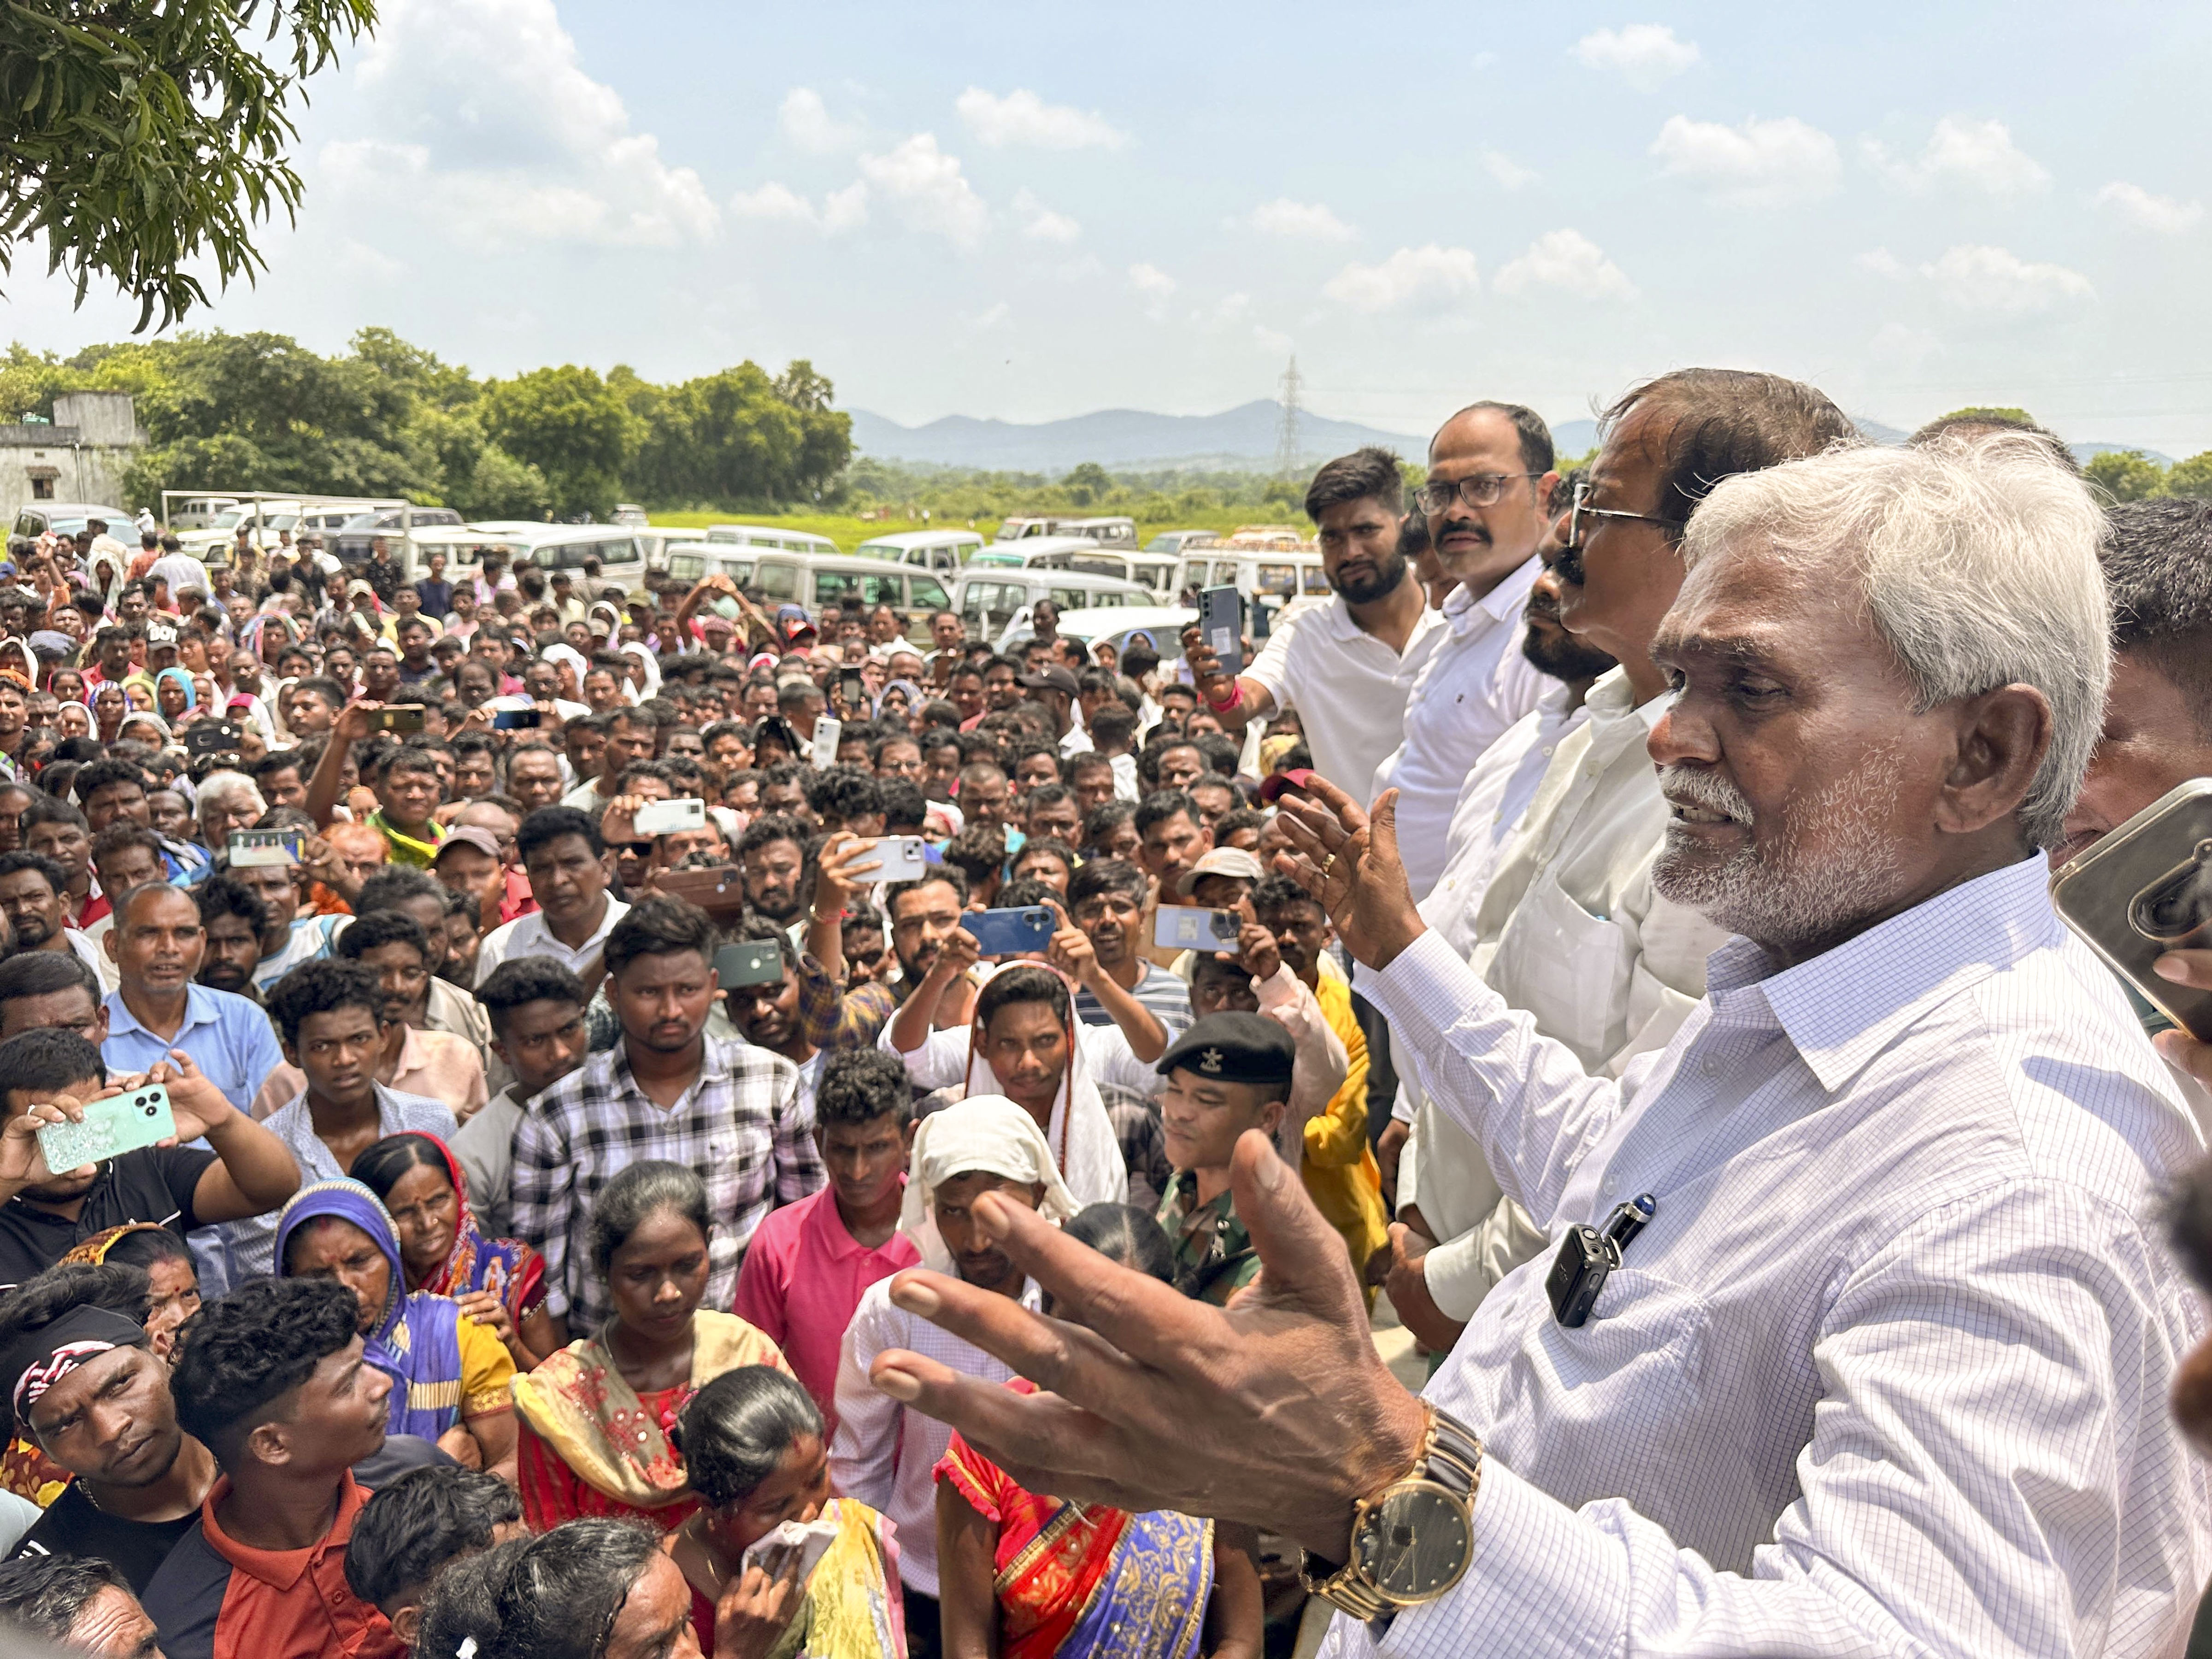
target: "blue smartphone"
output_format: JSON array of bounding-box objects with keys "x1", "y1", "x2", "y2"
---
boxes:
[{"x1": 960, "y1": 906, "x2": 1055, "y2": 957}]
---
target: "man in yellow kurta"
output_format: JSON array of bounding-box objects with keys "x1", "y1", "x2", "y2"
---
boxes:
[{"x1": 1180, "y1": 875, "x2": 1384, "y2": 1286}]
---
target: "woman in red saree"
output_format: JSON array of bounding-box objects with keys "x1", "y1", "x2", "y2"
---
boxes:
[
  {"x1": 934, "y1": 1206, "x2": 1263, "y2": 1659},
  {"x1": 509, "y1": 1161, "x2": 791, "y2": 1533}
]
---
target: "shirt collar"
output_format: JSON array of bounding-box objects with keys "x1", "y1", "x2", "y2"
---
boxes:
[
  {"x1": 1714, "y1": 855, "x2": 2059, "y2": 1095},
  {"x1": 200, "y1": 1471, "x2": 367, "y2": 1588},
  {"x1": 104, "y1": 983, "x2": 222, "y2": 1041},
  {"x1": 1447, "y1": 554, "x2": 1544, "y2": 628}
]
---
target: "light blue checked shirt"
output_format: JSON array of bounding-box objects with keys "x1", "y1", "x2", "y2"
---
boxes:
[{"x1": 1330, "y1": 856, "x2": 2211, "y2": 1659}]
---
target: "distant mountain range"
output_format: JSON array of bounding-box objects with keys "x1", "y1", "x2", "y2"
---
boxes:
[{"x1": 849, "y1": 401, "x2": 2164, "y2": 473}]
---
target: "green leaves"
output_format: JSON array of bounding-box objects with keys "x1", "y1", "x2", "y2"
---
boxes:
[{"x1": 0, "y1": 0, "x2": 375, "y2": 331}]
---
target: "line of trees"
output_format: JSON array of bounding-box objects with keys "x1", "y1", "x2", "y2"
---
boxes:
[{"x1": 0, "y1": 329, "x2": 853, "y2": 520}]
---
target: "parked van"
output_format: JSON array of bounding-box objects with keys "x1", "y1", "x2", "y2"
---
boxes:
[
  {"x1": 993, "y1": 514, "x2": 1136, "y2": 546},
  {"x1": 952, "y1": 568, "x2": 1153, "y2": 638},
  {"x1": 668, "y1": 549, "x2": 955, "y2": 620},
  {"x1": 852, "y1": 529, "x2": 985, "y2": 574},
  {"x1": 166, "y1": 496, "x2": 238, "y2": 531},
  {"x1": 1049, "y1": 547, "x2": 1180, "y2": 598},
  {"x1": 416, "y1": 524, "x2": 648, "y2": 592},
  {"x1": 963, "y1": 534, "x2": 1099, "y2": 572},
  {"x1": 994, "y1": 602, "x2": 1197, "y2": 662},
  {"x1": 1142, "y1": 528, "x2": 1219, "y2": 557},
  {"x1": 705, "y1": 524, "x2": 840, "y2": 557},
  {"x1": 1173, "y1": 546, "x2": 1329, "y2": 604}
]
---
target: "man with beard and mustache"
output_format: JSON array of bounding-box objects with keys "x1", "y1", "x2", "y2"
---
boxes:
[
  {"x1": 1370, "y1": 403, "x2": 1559, "y2": 901},
  {"x1": 879, "y1": 434, "x2": 2212, "y2": 1659},
  {"x1": 1374, "y1": 371, "x2": 1855, "y2": 1356},
  {"x1": 1185, "y1": 447, "x2": 1445, "y2": 796}
]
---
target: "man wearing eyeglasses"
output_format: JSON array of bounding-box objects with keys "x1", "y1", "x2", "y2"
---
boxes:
[
  {"x1": 1185, "y1": 447, "x2": 1445, "y2": 798},
  {"x1": 1381, "y1": 369, "x2": 1856, "y2": 1355},
  {"x1": 1371, "y1": 404, "x2": 1558, "y2": 900}
]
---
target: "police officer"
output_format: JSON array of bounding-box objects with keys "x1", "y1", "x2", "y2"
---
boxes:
[{"x1": 1154, "y1": 1012, "x2": 1295, "y2": 1304}]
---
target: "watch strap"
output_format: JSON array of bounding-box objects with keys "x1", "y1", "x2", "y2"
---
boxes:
[{"x1": 1298, "y1": 1406, "x2": 1483, "y2": 1622}]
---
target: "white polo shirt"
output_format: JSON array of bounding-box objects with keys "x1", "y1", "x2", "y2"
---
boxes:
[
  {"x1": 474, "y1": 896, "x2": 632, "y2": 985},
  {"x1": 1371, "y1": 559, "x2": 1548, "y2": 898},
  {"x1": 1243, "y1": 594, "x2": 1445, "y2": 799}
]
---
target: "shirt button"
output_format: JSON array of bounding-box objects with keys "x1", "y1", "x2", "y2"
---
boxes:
[{"x1": 1701, "y1": 1056, "x2": 1720, "y2": 1077}]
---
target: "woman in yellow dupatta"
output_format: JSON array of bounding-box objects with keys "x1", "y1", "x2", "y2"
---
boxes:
[
  {"x1": 510, "y1": 1162, "x2": 791, "y2": 1533},
  {"x1": 663, "y1": 1366, "x2": 903, "y2": 1658}
]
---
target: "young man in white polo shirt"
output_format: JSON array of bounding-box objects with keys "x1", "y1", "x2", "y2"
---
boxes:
[
  {"x1": 472, "y1": 806, "x2": 630, "y2": 987},
  {"x1": 1184, "y1": 447, "x2": 1444, "y2": 800}
]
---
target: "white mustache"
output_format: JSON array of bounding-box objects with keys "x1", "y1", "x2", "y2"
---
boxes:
[{"x1": 1659, "y1": 764, "x2": 1755, "y2": 825}]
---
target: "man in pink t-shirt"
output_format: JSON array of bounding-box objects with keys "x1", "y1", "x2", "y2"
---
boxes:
[{"x1": 733, "y1": 1047, "x2": 918, "y2": 1435}]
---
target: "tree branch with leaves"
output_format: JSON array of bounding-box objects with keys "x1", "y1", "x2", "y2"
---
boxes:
[{"x1": 0, "y1": 0, "x2": 376, "y2": 331}]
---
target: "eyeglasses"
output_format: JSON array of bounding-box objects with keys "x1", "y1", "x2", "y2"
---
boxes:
[
  {"x1": 1566, "y1": 478, "x2": 1675, "y2": 548},
  {"x1": 1414, "y1": 472, "x2": 1542, "y2": 514}
]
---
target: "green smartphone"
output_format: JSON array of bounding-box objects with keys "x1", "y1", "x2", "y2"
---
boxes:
[
  {"x1": 37, "y1": 1084, "x2": 176, "y2": 1175},
  {"x1": 716, "y1": 941, "x2": 785, "y2": 990}
]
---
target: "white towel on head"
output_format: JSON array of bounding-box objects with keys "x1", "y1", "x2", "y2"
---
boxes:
[{"x1": 900, "y1": 1093, "x2": 1081, "y2": 1271}]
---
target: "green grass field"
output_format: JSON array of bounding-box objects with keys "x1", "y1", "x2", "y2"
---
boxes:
[{"x1": 643, "y1": 506, "x2": 1310, "y2": 554}]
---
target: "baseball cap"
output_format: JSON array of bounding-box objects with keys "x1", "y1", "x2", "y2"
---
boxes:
[
  {"x1": 432, "y1": 825, "x2": 504, "y2": 864},
  {"x1": 1017, "y1": 665, "x2": 1079, "y2": 696},
  {"x1": 1176, "y1": 846, "x2": 1266, "y2": 898}
]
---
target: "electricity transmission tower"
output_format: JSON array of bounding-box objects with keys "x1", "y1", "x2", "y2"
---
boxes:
[{"x1": 1272, "y1": 356, "x2": 1304, "y2": 480}]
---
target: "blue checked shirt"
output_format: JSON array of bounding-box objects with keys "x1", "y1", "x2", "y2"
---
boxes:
[
  {"x1": 1325, "y1": 857, "x2": 2211, "y2": 1659},
  {"x1": 512, "y1": 1032, "x2": 823, "y2": 1328}
]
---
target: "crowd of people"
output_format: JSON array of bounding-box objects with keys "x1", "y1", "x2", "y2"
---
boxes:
[{"x1": 0, "y1": 368, "x2": 2205, "y2": 1659}]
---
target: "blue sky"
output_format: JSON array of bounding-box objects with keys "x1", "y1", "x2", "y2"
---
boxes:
[{"x1": 9, "y1": 1, "x2": 2210, "y2": 453}]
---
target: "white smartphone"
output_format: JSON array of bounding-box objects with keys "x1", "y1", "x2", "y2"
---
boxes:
[
  {"x1": 869, "y1": 836, "x2": 929, "y2": 883},
  {"x1": 810, "y1": 715, "x2": 842, "y2": 769},
  {"x1": 634, "y1": 797, "x2": 707, "y2": 836}
]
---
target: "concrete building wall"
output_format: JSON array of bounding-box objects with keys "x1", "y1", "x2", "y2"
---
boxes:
[{"x1": 0, "y1": 393, "x2": 146, "y2": 528}]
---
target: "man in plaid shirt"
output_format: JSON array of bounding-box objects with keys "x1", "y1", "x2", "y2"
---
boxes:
[{"x1": 512, "y1": 894, "x2": 824, "y2": 1331}]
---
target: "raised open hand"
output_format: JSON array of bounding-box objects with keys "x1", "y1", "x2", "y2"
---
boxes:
[
  {"x1": 869, "y1": 1130, "x2": 1426, "y2": 1560},
  {"x1": 1270, "y1": 777, "x2": 1427, "y2": 971}
]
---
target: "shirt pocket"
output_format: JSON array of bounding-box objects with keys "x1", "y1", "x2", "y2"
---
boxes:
[{"x1": 1485, "y1": 873, "x2": 1631, "y2": 1067}]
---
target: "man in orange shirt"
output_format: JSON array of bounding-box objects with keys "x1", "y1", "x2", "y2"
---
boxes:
[{"x1": 143, "y1": 1277, "x2": 416, "y2": 1659}]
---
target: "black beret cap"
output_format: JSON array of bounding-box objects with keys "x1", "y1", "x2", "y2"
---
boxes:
[{"x1": 1154, "y1": 1011, "x2": 1296, "y2": 1088}]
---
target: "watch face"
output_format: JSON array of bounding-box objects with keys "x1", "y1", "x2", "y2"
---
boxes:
[{"x1": 1353, "y1": 1480, "x2": 1473, "y2": 1602}]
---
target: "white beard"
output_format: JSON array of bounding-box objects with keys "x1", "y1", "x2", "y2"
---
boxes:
[{"x1": 1652, "y1": 750, "x2": 1906, "y2": 958}]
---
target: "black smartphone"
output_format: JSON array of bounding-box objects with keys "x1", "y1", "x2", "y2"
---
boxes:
[
  {"x1": 366, "y1": 706, "x2": 427, "y2": 734},
  {"x1": 838, "y1": 668, "x2": 866, "y2": 709},
  {"x1": 491, "y1": 707, "x2": 540, "y2": 730},
  {"x1": 2051, "y1": 777, "x2": 2212, "y2": 1039},
  {"x1": 182, "y1": 720, "x2": 243, "y2": 756}
]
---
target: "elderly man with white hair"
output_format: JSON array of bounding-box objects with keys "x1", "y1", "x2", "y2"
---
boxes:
[
  {"x1": 872, "y1": 432, "x2": 2212, "y2": 1659},
  {"x1": 193, "y1": 770, "x2": 265, "y2": 854}
]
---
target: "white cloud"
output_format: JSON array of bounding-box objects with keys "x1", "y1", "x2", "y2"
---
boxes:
[
  {"x1": 1855, "y1": 247, "x2": 1907, "y2": 278},
  {"x1": 1650, "y1": 114, "x2": 1840, "y2": 206},
  {"x1": 2098, "y1": 180, "x2": 2204, "y2": 234},
  {"x1": 968, "y1": 301, "x2": 1011, "y2": 332},
  {"x1": 728, "y1": 182, "x2": 824, "y2": 226},
  {"x1": 326, "y1": 0, "x2": 717, "y2": 248},
  {"x1": 777, "y1": 88, "x2": 861, "y2": 154},
  {"x1": 1478, "y1": 149, "x2": 1537, "y2": 189},
  {"x1": 955, "y1": 87, "x2": 1127, "y2": 150},
  {"x1": 1128, "y1": 262, "x2": 1177, "y2": 319},
  {"x1": 1494, "y1": 229, "x2": 1637, "y2": 300},
  {"x1": 1243, "y1": 198, "x2": 1356, "y2": 241},
  {"x1": 1870, "y1": 321, "x2": 1944, "y2": 373},
  {"x1": 1322, "y1": 245, "x2": 1481, "y2": 315},
  {"x1": 854, "y1": 135, "x2": 988, "y2": 247},
  {"x1": 1013, "y1": 188, "x2": 1081, "y2": 243},
  {"x1": 1865, "y1": 116, "x2": 2047, "y2": 196},
  {"x1": 1574, "y1": 24, "x2": 1700, "y2": 90},
  {"x1": 1920, "y1": 245, "x2": 2094, "y2": 316},
  {"x1": 726, "y1": 176, "x2": 869, "y2": 234}
]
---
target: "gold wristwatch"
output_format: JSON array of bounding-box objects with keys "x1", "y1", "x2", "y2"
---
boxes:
[{"x1": 1299, "y1": 1405, "x2": 1481, "y2": 1622}]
